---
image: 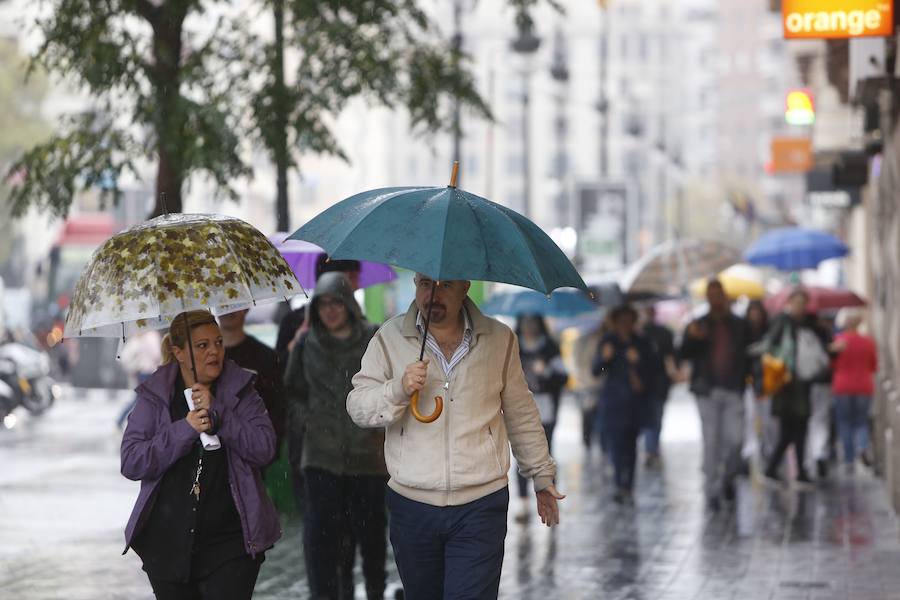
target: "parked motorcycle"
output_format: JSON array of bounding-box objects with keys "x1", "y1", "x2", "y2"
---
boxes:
[
  {"x1": 0, "y1": 373, "x2": 17, "y2": 422},
  {"x1": 0, "y1": 341, "x2": 61, "y2": 417}
]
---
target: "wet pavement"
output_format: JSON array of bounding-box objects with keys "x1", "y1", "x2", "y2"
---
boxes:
[{"x1": 2, "y1": 384, "x2": 900, "y2": 599}]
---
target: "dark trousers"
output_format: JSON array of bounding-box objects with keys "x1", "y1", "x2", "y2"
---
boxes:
[
  {"x1": 605, "y1": 427, "x2": 639, "y2": 492},
  {"x1": 387, "y1": 486, "x2": 508, "y2": 600},
  {"x1": 516, "y1": 423, "x2": 555, "y2": 498},
  {"x1": 303, "y1": 467, "x2": 388, "y2": 600},
  {"x1": 767, "y1": 414, "x2": 810, "y2": 477},
  {"x1": 641, "y1": 397, "x2": 666, "y2": 456},
  {"x1": 147, "y1": 554, "x2": 262, "y2": 600}
]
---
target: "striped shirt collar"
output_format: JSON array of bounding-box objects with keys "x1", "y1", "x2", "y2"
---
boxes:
[{"x1": 416, "y1": 307, "x2": 473, "y2": 378}]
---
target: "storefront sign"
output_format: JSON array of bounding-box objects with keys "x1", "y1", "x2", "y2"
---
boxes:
[
  {"x1": 783, "y1": 0, "x2": 894, "y2": 39},
  {"x1": 771, "y1": 137, "x2": 814, "y2": 173}
]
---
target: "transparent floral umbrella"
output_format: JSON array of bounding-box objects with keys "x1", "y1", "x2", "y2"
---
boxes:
[{"x1": 64, "y1": 213, "x2": 304, "y2": 347}]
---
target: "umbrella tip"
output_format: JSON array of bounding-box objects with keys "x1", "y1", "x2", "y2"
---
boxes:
[{"x1": 449, "y1": 161, "x2": 459, "y2": 188}]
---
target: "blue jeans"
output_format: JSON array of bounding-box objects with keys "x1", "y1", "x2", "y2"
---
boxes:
[
  {"x1": 386, "y1": 486, "x2": 508, "y2": 600},
  {"x1": 833, "y1": 395, "x2": 872, "y2": 464},
  {"x1": 641, "y1": 397, "x2": 665, "y2": 456},
  {"x1": 605, "y1": 427, "x2": 639, "y2": 492}
]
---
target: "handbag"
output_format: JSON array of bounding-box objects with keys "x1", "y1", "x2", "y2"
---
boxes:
[
  {"x1": 761, "y1": 353, "x2": 790, "y2": 395},
  {"x1": 795, "y1": 328, "x2": 830, "y2": 381},
  {"x1": 760, "y1": 325, "x2": 793, "y2": 395}
]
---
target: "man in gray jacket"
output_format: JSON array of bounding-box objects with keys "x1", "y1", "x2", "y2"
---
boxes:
[{"x1": 348, "y1": 274, "x2": 564, "y2": 599}]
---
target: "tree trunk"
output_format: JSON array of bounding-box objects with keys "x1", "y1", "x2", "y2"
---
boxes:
[
  {"x1": 149, "y1": 4, "x2": 187, "y2": 218},
  {"x1": 273, "y1": 0, "x2": 290, "y2": 232}
]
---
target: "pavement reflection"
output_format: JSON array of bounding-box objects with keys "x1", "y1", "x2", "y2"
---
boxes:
[{"x1": 2, "y1": 385, "x2": 900, "y2": 599}]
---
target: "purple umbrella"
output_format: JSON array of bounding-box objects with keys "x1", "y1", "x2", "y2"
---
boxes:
[{"x1": 269, "y1": 233, "x2": 397, "y2": 290}]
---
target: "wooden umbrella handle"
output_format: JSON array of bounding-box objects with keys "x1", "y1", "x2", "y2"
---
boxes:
[{"x1": 410, "y1": 390, "x2": 443, "y2": 423}]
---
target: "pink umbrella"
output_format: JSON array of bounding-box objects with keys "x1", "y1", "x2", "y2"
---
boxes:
[
  {"x1": 765, "y1": 286, "x2": 866, "y2": 315},
  {"x1": 269, "y1": 233, "x2": 397, "y2": 290}
]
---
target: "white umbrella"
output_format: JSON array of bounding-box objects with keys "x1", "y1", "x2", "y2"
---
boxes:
[{"x1": 620, "y1": 239, "x2": 741, "y2": 297}]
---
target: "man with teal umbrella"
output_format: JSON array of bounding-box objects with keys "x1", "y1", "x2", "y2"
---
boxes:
[
  {"x1": 347, "y1": 273, "x2": 563, "y2": 599},
  {"x1": 291, "y1": 163, "x2": 583, "y2": 599}
]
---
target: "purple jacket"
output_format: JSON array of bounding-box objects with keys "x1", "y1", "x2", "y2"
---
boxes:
[{"x1": 121, "y1": 359, "x2": 281, "y2": 557}]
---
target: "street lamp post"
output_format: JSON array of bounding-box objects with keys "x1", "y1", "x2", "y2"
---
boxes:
[
  {"x1": 550, "y1": 27, "x2": 570, "y2": 228},
  {"x1": 511, "y1": 17, "x2": 541, "y2": 218}
]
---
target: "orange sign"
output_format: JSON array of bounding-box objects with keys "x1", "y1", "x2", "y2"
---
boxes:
[
  {"x1": 771, "y1": 137, "x2": 813, "y2": 174},
  {"x1": 783, "y1": 0, "x2": 894, "y2": 39}
]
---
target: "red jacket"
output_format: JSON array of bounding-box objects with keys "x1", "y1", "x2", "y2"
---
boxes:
[{"x1": 831, "y1": 331, "x2": 877, "y2": 396}]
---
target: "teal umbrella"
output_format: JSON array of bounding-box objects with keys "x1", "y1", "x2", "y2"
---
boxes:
[
  {"x1": 289, "y1": 166, "x2": 586, "y2": 295},
  {"x1": 289, "y1": 163, "x2": 587, "y2": 422}
]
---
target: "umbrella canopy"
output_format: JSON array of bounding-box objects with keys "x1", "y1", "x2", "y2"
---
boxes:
[
  {"x1": 690, "y1": 264, "x2": 766, "y2": 300},
  {"x1": 481, "y1": 289, "x2": 596, "y2": 318},
  {"x1": 744, "y1": 227, "x2": 848, "y2": 271},
  {"x1": 269, "y1": 233, "x2": 397, "y2": 290},
  {"x1": 620, "y1": 239, "x2": 740, "y2": 297},
  {"x1": 289, "y1": 165, "x2": 586, "y2": 424},
  {"x1": 765, "y1": 286, "x2": 866, "y2": 315},
  {"x1": 65, "y1": 213, "x2": 303, "y2": 339},
  {"x1": 289, "y1": 185, "x2": 586, "y2": 294}
]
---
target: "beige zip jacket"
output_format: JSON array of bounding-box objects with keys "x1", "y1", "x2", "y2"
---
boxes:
[{"x1": 347, "y1": 299, "x2": 556, "y2": 506}]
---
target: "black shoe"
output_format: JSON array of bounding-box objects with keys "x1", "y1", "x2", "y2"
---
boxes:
[
  {"x1": 707, "y1": 496, "x2": 722, "y2": 512},
  {"x1": 796, "y1": 473, "x2": 815, "y2": 490},
  {"x1": 861, "y1": 449, "x2": 873, "y2": 468},
  {"x1": 763, "y1": 469, "x2": 783, "y2": 487},
  {"x1": 612, "y1": 490, "x2": 627, "y2": 505},
  {"x1": 816, "y1": 458, "x2": 829, "y2": 479}
]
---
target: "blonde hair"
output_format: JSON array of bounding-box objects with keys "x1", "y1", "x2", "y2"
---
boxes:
[{"x1": 161, "y1": 310, "x2": 218, "y2": 365}]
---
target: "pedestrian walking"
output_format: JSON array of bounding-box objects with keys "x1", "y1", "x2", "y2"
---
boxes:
[
  {"x1": 830, "y1": 309, "x2": 877, "y2": 473},
  {"x1": 762, "y1": 289, "x2": 832, "y2": 485},
  {"x1": 219, "y1": 309, "x2": 285, "y2": 468},
  {"x1": 276, "y1": 255, "x2": 363, "y2": 515},
  {"x1": 591, "y1": 304, "x2": 655, "y2": 504},
  {"x1": 275, "y1": 255, "x2": 362, "y2": 367},
  {"x1": 116, "y1": 329, "x2": 162, "y2": 429},
  {"x1": 566, "y1": 317, "x2": 606, "y2": 453},
  {"x1": 121, "y1": 310, "x2": 280, "y2": 600},
  {"x1": 680, "y1": 279, "x2": 751, "y2": 511},
  {"x1": 807, "y1": 316, "x2": 836, "y2": 479},
  {"x1": 639, "y1": 305, "x2": 678, "y2": 468},
  {"x1": 347, "y1": 274, "x2": 563, "y2": 600},
  {"x1": 746, "y1": 300, "x2": 776, "y2": 459},
  {"x1": 283, "y1": 272, "x2": 388, "y2": 600},
  {"x1": 513, "y1": 313, "x2": 568, "y2": 522}
]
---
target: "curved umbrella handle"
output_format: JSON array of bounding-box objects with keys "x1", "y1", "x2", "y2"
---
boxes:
[{"x1": 410, "y1": 390, "x2": 443, "y2": 423}]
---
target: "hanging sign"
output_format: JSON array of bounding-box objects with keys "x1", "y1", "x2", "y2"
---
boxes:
[{"x1": 783, "y1": 0, "x2": 894, "y2": 39}]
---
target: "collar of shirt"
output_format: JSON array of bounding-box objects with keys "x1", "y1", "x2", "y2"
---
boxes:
[{"x1": 416, "y1": 307, "x2": 473, "y2": 378}]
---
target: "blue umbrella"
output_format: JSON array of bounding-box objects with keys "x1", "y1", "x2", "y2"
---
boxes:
[
  {"x1": 744, "y1": 227, "x2": 848, "y2": 271},
  {"x1": 481, "y1": 289, "x2": 597, "y2": 318}
]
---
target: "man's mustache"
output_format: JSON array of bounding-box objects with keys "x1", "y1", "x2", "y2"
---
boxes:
[{"x1": 426, "y1": 302, "x2": 446, "y2": 312}]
